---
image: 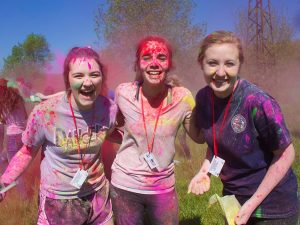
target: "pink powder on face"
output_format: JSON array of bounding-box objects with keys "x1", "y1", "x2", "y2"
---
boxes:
[{"x1": 88, "y1": 62, "x2": 91, "y2": 70}]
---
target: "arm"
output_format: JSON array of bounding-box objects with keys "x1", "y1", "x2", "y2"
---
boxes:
[
  {"x1": 188, "y1": 149, "x2": 212, "y2": 194},
  {"x1": 0, "y1": 123, "x2": 4, "y2": 155},
  {"x1": 235, "y1": 143, "x2": 295, "y2": 225},
  {"x1": 0, "y1": 145, "x2": 38, "y2": 201},
  {"x1": 106, "y1": 128, "x2": 123, "y2": 144},
  {"x1": 183, "y1": 109, "x2": 205, "y2": 144},
  {"x1": 106, "y1": 110, "x2": 124, "y2": 144}
]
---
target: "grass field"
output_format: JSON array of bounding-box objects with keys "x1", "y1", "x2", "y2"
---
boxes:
[{"x1": 0, "y1": 136, "x2": 299, "y2": 225}]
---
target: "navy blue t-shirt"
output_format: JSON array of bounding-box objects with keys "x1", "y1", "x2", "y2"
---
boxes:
[{"x1": 195, "y1": 78, "x2": 299, "y2": 218}]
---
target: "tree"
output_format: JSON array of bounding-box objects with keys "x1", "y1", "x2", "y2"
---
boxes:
[
  {"x1": 235, "y1": 6, "x2": 295, "y2": 64},
  {"x1": 2, "y1": 33, "x2": 52, "y2": 80},
  {"x1": 235, "y1": 5, "x2": 296, "y2": 91},
  {"x1": 94, "y1": 0, "x2": 206, "y2": 90}
]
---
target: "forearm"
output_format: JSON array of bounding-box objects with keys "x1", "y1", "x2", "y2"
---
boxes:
[
  {"x1": 196, "y1": 149, "x2": 212, "y2": 174},
  {"x1": 183, "y1": 111, "x2": 205, "y2": 144},
  {"x1": 0, "y1": 124, "x2": 4, "y2": 152},
  {"x1": 107, "y1": 128, "x2": 123, "y2": 144},
  {"x1": 1, "y1": 145, "x2": 37, "y2": 184},
  {"x1": 35, "y1": 91, "x2": 65, "y2": 101},
  {"x1": 246, "y1": 144, "x2": 295, "y2": 211}
]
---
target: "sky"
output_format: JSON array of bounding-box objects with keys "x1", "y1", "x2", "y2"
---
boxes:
[{"x1": 1, "y1": 0, "x2": 300, "y2": 72}]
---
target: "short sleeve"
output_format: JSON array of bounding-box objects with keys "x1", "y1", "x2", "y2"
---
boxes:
[
  {"x1": 108, "y1": 98, "x2": 118, "y2": 133},
  {"x1": 22, "y1": 105, "x2": 46, "y2": 151},
  {"x1": 194, "y1": 88, "x2": 208, "y2": 130},
  {"x1": 182, "y1": 89, "x2": 195, "y2": 122},
  {"x1": 252, "y1": 94, "x2": 291, "y2": 152}
]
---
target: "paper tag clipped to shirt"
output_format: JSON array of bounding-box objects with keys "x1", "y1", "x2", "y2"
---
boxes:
[
  {"x1": 208, "y1": 156, "x2": 225, "y2": 177},
  {"x1": 143, "y1": 152, "x2": 159, "y2": 170},
  {"x1": 70, "y1": 169, "x2": 88, "y2": 189}
]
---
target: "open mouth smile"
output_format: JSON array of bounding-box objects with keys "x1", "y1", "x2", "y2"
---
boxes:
[
  {"x1": 147, "y1": 71, "x2": 162, "y2": 76},
  {"x1": 79, "y1": 89, "x2": 95, "y2": 97},
  {"x1": 212, "y1": 77, "x2": 229, "y2": 85}
]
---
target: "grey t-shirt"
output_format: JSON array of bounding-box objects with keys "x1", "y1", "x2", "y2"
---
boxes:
[{"x1": 22, "y1": 93, "x2": 117, "y2": 199}]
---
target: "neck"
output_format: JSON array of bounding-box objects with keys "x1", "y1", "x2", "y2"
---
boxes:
[
  {"x1": 215, "y1": 79, "x2": 239, "y2": 99},
  {"x1": 141, "y1": 83, "x2": 166, "y2": 100},
  {"x1": 70, "y1": 94, "x2": 92, "y2": 111}
]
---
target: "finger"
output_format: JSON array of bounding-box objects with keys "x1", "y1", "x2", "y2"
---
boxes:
[
  {"x1": 187, "y1": 180, "x2": 195, "y2": 194},
  {"x1": 188, "y1": 178, "x2": 197, "y2": 192},
  {"x1": 187, "y1": 184, "x2": 192, "y2": 194}
]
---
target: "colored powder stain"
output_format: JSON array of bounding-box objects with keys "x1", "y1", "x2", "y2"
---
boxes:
[
  {"x1": 277, "y1": 128, "x2": 282, "y2": 135},
  {"x1": 251, "y1": 107, "x2": 257, "y2": 119},
  {"x1": 182, "y1": 95, "x2": 195, "y2": 108},
  {"x1": 88, "y1": 62, "x2": 91, "y2": 70},
  {"x1": 254, "y1": 207, "x2": 263, "y2": 218},
  {"x1": 245, "y1": 134, "x2": 250, "y2": 144},
  {"x1": 71, "y1": 81, "x2": 82, "y2": 89},
  {"x1": 274, "y1": 113, "x2": 283, "y2": 124},
  {"x1": 263, "y1": 100, "x2": 275, "y2": 117}
]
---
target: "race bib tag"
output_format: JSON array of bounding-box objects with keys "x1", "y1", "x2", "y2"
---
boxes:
[
  {"x1": 143, "y1": 152, "x2": 159, "y2": 170},
  {"x1": 70, "y1": 169, "x2": 88, "y2": 189},
  {"x1": 208, "y1": 156, "x2": 225, "y2": 177}
]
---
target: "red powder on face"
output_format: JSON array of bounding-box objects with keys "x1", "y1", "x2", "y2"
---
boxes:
[{"x1": 140, "y1": 41, "x2": 170, "y2": 65}]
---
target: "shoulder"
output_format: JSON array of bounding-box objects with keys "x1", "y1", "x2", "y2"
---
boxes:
[
  {"x1": 115, "y1": 82, "x2": 138, "y2": 94},
  {"x1": 31, "y1": 94, "x2": 64, "y2": 115},
  {"x1": 172, "y1": 86, "x2": 192, "y2": 96},
  {"x1": 195, "y1": 85, "x2": 210, "y2": 102},
  {"x1": 171, "y1": 86, "x2": 195, "y2": 108},
  {"x1": 240, "y1": 79, "x2": 276, "y2": 106},
  {"x1": 97, "y1": 95, "x2": 117, "y2": 110}
]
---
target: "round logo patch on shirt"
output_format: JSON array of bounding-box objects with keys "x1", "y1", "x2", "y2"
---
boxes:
[{"x1": 231, "y1": 114, "x2": 246, "y2": 133}]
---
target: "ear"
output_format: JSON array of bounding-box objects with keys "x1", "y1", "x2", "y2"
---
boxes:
[{"x1": 199, "y1": 61, "x2": 204, "y2": 70}]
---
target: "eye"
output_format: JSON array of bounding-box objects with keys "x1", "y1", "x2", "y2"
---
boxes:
[
  {"x1": 157, "y1": 54, "x2": 167, "y2": 61},
  {"x1": 207, "y1": 60, "x2": 217, "y2": 66},
  {"x1": 72, "y1": 73, "x2": 84, "y2": 79},
  {"x1": 90, "y1": 72, "x2": 102, "y2": 78},
  {"x1": 225, "y1": 61, "x2": 235, "y2": 67},
  {"x1": 141, "y1": 54, "x2": 152, "y2": 61}
]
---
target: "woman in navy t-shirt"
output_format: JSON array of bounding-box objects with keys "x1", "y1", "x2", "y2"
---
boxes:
[{"x1": 188, "y1": 31, "x2": 299, "y2": 225}]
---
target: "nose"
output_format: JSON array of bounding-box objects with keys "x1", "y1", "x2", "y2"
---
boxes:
[
  {"x1": 83, "y1": 76, "x2": 93, "y2": 86},
  {"x1": 216, "y1": 66, "x2": 226, "y2": 76},
  {"x1": 149, "y1": 58, "x2": 159, "y2": 69}
]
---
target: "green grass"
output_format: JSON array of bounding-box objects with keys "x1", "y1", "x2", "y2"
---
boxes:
[
  {"x1": 0, "y1": 136, "x2": 299, "y2": 225},
  {"x1": 174, "y1": 135, "x2": 300, "y2": 225}
]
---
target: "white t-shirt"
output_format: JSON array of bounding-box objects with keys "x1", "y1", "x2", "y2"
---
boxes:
[{"x1": 111, "y1": 82, "x2": 195, "y2": 194}]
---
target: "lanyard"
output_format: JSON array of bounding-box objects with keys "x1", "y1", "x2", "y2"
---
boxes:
[
  {"x1": 68, "y1": 95, "x2": 95, "y2": 170},
  {"x1": 140, "y1": 88, "x2": 164, "y2": 154},
  {"x1": 211, "y1": 80, "x2": 239, "y2": 156}
]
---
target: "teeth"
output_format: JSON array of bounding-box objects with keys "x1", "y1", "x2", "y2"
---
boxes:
[
  {"x1": 81, "y1": 90, "x2": 93, "y2": 93},
  {"x1": 148, "y1": 71, "x2": 160, "y2": 75},
  {"x1": 214, "y1": 79, "x2": 228, "y2": 83}
]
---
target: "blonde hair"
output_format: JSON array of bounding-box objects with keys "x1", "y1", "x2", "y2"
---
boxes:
[{"x1": 198, "y1": 31, "x2": 244, "y2": 65}]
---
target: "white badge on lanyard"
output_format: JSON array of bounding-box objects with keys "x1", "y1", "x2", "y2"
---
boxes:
[
  {"x1": 70, "y1": 169, "x2": 88, "y2": 189},
  {"x1": 143, "y1": 152, "x2": 159, "y2": 170},
  {"x1": 208, "y1": 156, "x2": 225, "y2": 177}
]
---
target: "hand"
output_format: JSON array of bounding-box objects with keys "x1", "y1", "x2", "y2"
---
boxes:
[
  {"x1": 187, "y1": 172, "x2": 210, "y2": 195},
  {"x1": 34, "y1": 92, "x2": 47, "y2": 101},
  {"x1": 234, "y1": 200, "x2": 256, "y2": 225}
]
